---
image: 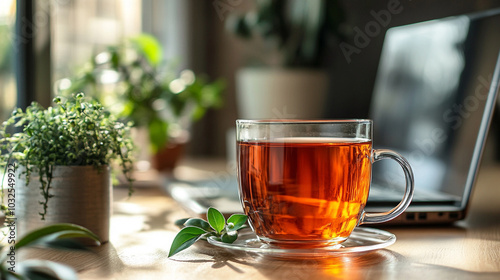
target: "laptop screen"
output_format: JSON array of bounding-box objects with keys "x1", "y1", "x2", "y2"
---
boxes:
[{"x1": 370, "y1": 9, "x2": 500, "y2": 209}]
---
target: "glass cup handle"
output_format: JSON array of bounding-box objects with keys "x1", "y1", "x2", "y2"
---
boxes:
[{"x1": 359, "y1": 149, "x2": 415, "y2": 225}]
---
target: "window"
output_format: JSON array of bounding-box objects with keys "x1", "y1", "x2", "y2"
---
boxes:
[
  {"x1": 0, "y1": 0, "x2": 16, "y2": 123},
  {"x1": 51, "y1": 0, "x2": 142, "y2": 83}
]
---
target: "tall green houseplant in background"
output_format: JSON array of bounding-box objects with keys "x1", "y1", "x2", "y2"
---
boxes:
[
  {"x1": 58, "y1": 34, "x2": 225, "y2": 170},
  {"x1": 225, "y1": 0, "x2": 346, "y2": 120},
  {"x1": 226, "y1": 0, "x2": 346, "y2": 67}
]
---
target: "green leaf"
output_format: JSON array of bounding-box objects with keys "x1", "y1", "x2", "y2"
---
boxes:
[
  {"x1": 227, "y1": 214, "x2": 248, "y2": 231},
  {"x1": 147, "y1": 118, "x2": 168, "y2": 153},
  {"x1": 0, "y1": 265, "x2": 22, "y2": 280},
  {"x1": 174, "y1": 218, "x2": 190, "y2": 228},
  {"x1": 109, "y1": 48, "x2": 120, "y2": 69},
  {"x1": 129, "y1": 34, "x2": 163, "y2": 66},
  {"x1": 18, "y1": 260, "x2": 78, "y2": 280},
  {"x1": 184, "y1": 218, "x2": 212, "y2": 232},
  {"x1": 207, "y1": 207, "x2": 225, "y2": 234},
  {"x1": 221, "y1": 231, "x2": 238, "y2": 243},
  {"x1": 191, "y1": 106, "x2": 206, "y2": 121},
  {"x1": 42, "y1": 239, "x2": 90, "y2": 251},
  {"x1": 168, "y1": 227, "x2": 206, "y2": 257},
  {"x1": 16, "y1": 223, "x2": 100, "y2": 250},
  {"x1": 226, "y1": 14, "x2": 252, "y2": 38}
]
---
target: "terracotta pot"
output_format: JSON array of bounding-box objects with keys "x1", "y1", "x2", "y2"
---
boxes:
[
  {"x1": 16, "y1": 165, "x2": 111, "y2": 244},
  {"x1": 132, "y1": 127, "x2": 188, "y2": 172},
  {"x1": 152, "y1": 141, "x2": 186, "y2": 172}
]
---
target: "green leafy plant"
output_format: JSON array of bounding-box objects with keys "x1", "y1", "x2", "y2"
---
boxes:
[
  {"x1": 0, "y1": 93, "x2": 134, "y2": 220},
  {"x1": 226, "y1": 0, "x2": 346, "y2": 68},
  {"x1": 58, "y1": 34, "x2": 225, "y2": 154},
  {"x1": 169, "y1": 207, "x2": 248, "y2": 257},
  {"x1": 0, "y1": 223, "x2": 100, "y2": 280}
]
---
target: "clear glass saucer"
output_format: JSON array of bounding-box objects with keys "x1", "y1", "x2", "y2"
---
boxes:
[{"x1": 207, "y1": 227, "x2": 396, "y2": 258}]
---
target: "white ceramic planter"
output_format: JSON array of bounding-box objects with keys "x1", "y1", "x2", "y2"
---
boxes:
[
  {"x1": 16, "y1": 165, "x2": 111, "y2": 243},
  {"x1": 236, "y1": 68, "x2": 329, "y2": 119}
]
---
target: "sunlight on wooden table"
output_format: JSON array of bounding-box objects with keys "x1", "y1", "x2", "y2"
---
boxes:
[{"x1": 19, "y1": 160, "x2": 500, "y2": 280}]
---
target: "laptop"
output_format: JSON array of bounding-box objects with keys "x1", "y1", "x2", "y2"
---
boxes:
[
  {"x1": 165, "y1": 9, "x2": 500, "y2": 224},
  {"x1": 367, "y1": 8, "x2": 500, "y2": 224}
]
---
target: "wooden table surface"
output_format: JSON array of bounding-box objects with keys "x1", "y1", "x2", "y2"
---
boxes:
[{"x1": 22, "y1": 160, "x2": 500, "y2": 280}]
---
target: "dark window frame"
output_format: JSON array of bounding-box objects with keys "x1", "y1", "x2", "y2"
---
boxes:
[{"x1": 15, "y1": 0, "x2": 51, "y2": 110}]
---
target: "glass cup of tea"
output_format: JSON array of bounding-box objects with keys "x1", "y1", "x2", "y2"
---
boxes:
[{"x1": 236, "y1": 119, "x2": 414, "y2": 247}]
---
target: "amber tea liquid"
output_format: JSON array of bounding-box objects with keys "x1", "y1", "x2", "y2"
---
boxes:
[{"x1": 238, "y1": 137, "x2": 372, "y2": 245}]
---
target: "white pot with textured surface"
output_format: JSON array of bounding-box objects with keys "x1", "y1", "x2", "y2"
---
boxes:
[
  {"x1": 17, "y1": 165, "x2": 111, "y2": 243},
  {"x1": 236, "y1": 68, "x2": 329, "y2": 119}
]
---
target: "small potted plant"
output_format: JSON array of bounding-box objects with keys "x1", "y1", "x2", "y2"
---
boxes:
[
  {"x1": 0, "y1": 93, "x2": 134, "y2": 243},
  {"x1": 226, "y1": 0, "x2": 346, "y2": 119},
  {"x1": 57, "y1": 34, "x2": 225, "y2": 171}
]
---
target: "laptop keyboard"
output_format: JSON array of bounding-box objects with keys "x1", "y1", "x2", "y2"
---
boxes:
[{"x1": 368, "y1": 183, "x2": 460, "y2": 204}]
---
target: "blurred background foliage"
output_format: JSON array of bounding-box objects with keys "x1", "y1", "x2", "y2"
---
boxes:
[
  {"x1": 58, "y1": 34, "x2": 225, "y2": 153},
  {"x1": 225, "y1": 0, "x2": 346, "y2": 68}
]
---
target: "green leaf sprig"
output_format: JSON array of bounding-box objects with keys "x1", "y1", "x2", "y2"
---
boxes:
[{"x1": 168, "y1": 207, "x2": 248, "y2": 257}]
